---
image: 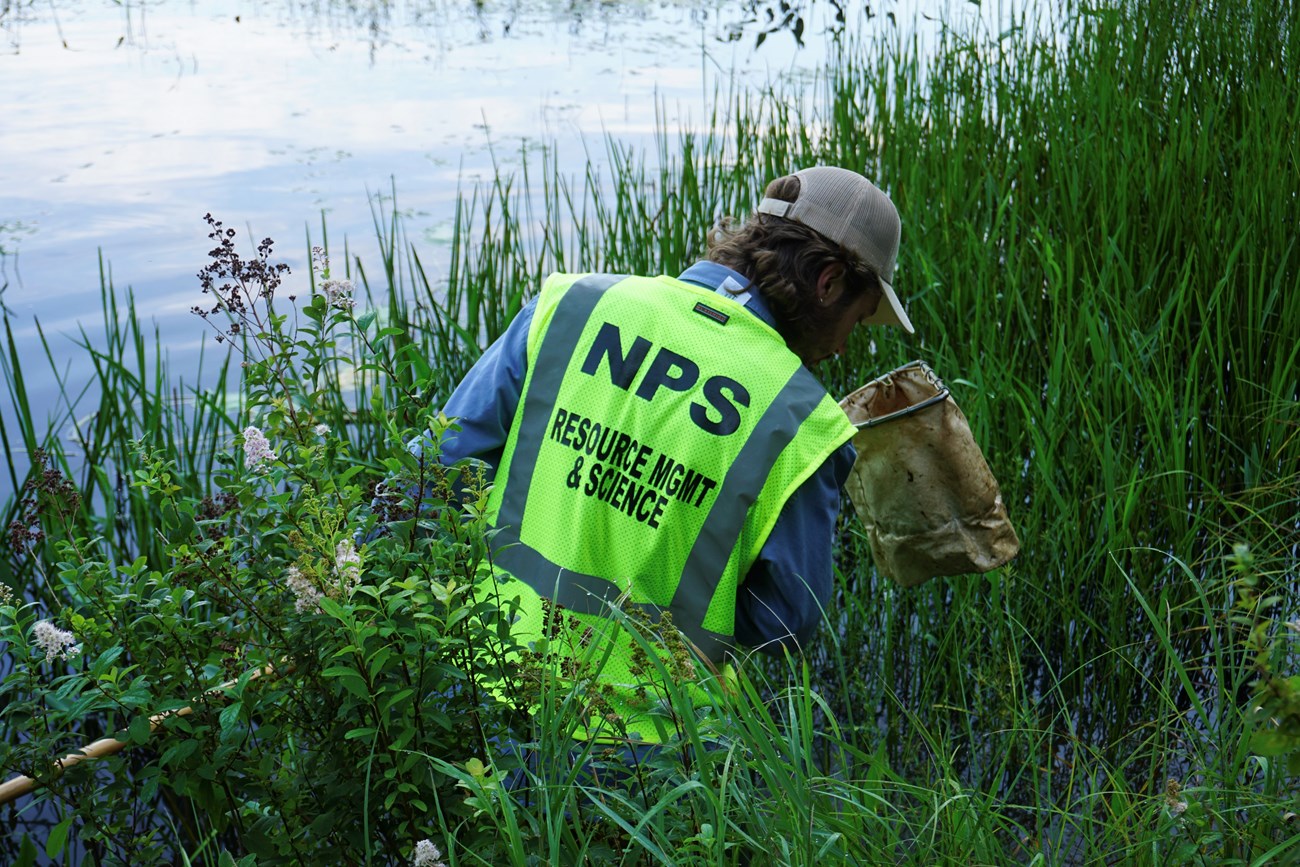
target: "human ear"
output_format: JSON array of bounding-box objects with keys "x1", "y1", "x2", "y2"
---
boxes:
[{"x1": 815, "y1": 263, "x2": 847, "y2": 307}]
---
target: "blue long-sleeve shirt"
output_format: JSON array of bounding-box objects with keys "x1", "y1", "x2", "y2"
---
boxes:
[{"x1": 436, "y1": 262, "x2": 857, "y2": 654}]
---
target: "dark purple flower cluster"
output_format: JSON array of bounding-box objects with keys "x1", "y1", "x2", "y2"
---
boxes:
[
  {"x1": 6, "y1": 448, "x2": 81, "y2": 553},
  {"x1": 191, "y1": 213, "x2": 291, "y2": 343}
]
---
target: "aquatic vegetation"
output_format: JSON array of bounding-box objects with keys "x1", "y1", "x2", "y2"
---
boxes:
[{"x1": 1, "y1": 0, "x2": 1297, "y2": 862}]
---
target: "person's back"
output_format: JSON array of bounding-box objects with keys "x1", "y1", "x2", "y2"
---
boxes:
[
  {"x1": 483, "y1": 270, "x2": 858, "y2": 741},
  {"x1": 421, "y1": 165, "x2": 917, "y2": 745}
]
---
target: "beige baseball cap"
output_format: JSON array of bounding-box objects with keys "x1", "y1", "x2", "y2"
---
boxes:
[{"x1": 756, "y1": 166, "x2": 914, "y2": 334}]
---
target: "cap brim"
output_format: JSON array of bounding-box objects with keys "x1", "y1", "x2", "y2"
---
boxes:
[{"x1": 861, "y1": 279, "x2": 915, "y2": 334}]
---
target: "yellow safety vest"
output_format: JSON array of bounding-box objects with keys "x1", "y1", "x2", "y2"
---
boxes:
[{"x1": 485, "y1": 272, "x2": 855, "y2": 741}]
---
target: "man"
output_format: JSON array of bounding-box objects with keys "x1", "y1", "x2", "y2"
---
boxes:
[{"x1": 428, "y1": 165, "x2": 913, "y2": 742}]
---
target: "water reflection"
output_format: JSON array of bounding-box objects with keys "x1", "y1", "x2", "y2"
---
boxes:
[
  {"x1": 0, "y1": 0, "x2": 1015, "y2": 500},
  {"x1": 0, "y1": 1, "x2": 861, "y2": 454}
]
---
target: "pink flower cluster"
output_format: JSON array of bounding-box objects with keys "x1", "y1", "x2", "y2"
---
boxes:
[{"x1": 243, "y1": 426, "x2": 276, "y2": 470}]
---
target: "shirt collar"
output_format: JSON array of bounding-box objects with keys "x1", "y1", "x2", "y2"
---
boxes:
[{"x1": 677, "y1": 261, "x2": 778, "y2": 330}]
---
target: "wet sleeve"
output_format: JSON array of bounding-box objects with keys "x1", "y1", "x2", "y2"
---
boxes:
[{"x1": 732, "y1": 440, "x2": 857, "y2": 654}]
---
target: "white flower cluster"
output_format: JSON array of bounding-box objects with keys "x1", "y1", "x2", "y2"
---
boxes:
[
  {"x1": 1165, "y1": 778, "x2": 1189, "y2": 817},
  {"x1": 334, "y1": 539, "x2": 361, "y2": 594},
  {"x1": 32, "y1": 620, "x2": 80, "y2": 663},
  {"x1": 411, "y1": 839, "x2": 446, "y2": 867},
  {"x1": 322, "y1": 278, "x2": 356, "y2": 310},
  {"x1": 283, "y1": 537, "x2": 362, "y2": 616},
  {"x1": 285, "y1": 565, "x2": 323, "y2": 614},
  {"x1": 313, "y1": 423, "x2": 331, "y2": 437},
  {"x1": 243, "y1": 426, "x2": 276, "y2": 470}
]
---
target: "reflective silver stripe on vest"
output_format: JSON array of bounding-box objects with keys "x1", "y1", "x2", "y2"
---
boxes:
[
  {"x1": 491, "y1": 274, "x2": 828, "y2": 663},
  {"x1": 669, "y1": 364, "x2": 830, "y2": 630},
  {"x1": 492, "y1": 274, "x2": 627, "y2": 612}
]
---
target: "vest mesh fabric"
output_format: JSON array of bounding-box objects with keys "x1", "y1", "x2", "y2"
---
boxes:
[{"x1": 483, "y1": 272, "x2": 856, "y2": 742}]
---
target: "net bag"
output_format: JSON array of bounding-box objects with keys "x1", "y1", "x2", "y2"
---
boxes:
[{"x1": 838, "y1": 360, "x2": 1020, "y2": 587}]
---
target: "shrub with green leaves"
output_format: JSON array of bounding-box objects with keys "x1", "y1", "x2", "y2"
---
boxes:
[
  {"x1": 0, "y1": 222, "x2": 537, "y2": 863},
  {"x1": 4, "y1": 0, "x2": 1299, "y2": 860},
  {"x1": 1, "y1": 221, "x2": 889, "y2": 867}
]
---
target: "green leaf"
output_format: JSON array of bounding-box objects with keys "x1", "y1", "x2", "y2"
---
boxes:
[
  {"x1": 17, "y1": 832, "x2": 38, "y2": 867},
  {"x1": 89, "y1": 645, "x2": 125, "y2": 678},
  {"x1": 128, "y1": 714, "x2": 153, "y2": 745},
  {"x1": 322, "y1": 666, "x2": 371, "y2": 701},
  {"x1": 319, "y1": 596, "x2": 349, "y2": 621},
  {"x1": 309, "y1": 812, "x2": 336, "y2": 838},
  {"x1": 367, "y1": 646, "x2": 394, "y2": 680},
  {"x1": 392, "y1": 726, "x2": 418, "y2": 751},
  {"x1": 45, "y1": 816, "x2": 72, "y2": 858},
  {"x1": 160, "y1": 739, "x2": 199, "y2": 768},
  {"x1": 382, "y1": 688, "x2": 415, "y2": 715},
  {"x1": 1249, "y1": 729, "x2": 1297, "y2": 757},
  {"x1": 219, "y1": 702, "x2": 243, "y2": 733}
]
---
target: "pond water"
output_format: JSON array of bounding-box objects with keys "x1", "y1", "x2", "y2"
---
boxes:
[{"x1": 0, "y1": 0, "x2": 1024, "y2": 502}]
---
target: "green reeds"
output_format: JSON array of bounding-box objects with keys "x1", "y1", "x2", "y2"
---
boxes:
[{"x1": 3, "y1": 0, "x2": 1298, "y2": 860}]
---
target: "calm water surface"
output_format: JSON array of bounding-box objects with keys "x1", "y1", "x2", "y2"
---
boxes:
[{"x1": 0, "y1": 0, "x2": 1022, "y2": 497}]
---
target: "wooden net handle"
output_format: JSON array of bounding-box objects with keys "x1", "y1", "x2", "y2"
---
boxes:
[{"x1": 0, "y1": 662, "x2": 283, "y2": 806}]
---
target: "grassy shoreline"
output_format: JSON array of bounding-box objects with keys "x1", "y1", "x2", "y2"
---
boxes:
[{"x1": 3, "y1": 0, "x2": 1298, "y2": 862}]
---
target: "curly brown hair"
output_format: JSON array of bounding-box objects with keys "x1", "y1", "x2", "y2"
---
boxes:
[{"x1": 705, "y1": 175, "x2": 881, "y2": 356}]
